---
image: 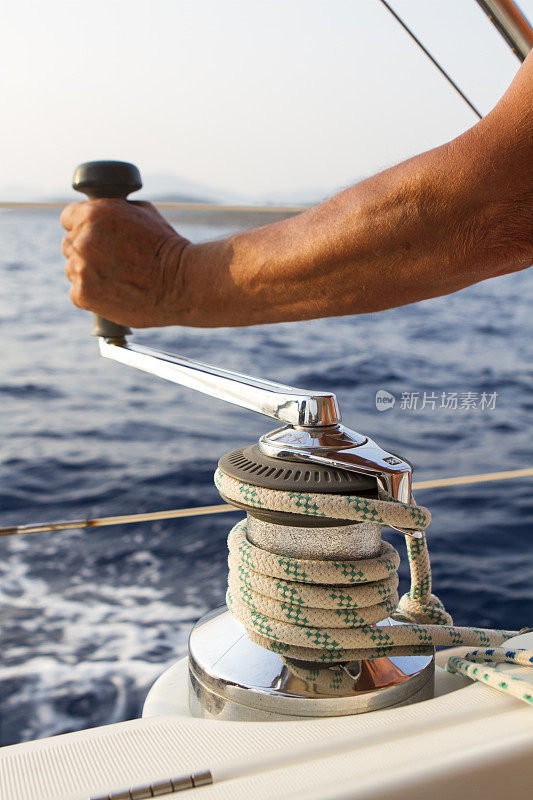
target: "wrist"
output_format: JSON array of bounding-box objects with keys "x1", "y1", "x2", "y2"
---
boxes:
[
  {"x1": 168, "y1": 239, "x2": 230, "y2": 327},
  {"x1": 157, "y1": 234, "x2": 192, "y2": 325},
  {"x1": 166, "y1": 229, "x2": 297, "y2": 328}
]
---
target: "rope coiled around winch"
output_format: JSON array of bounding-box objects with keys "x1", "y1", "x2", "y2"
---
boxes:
[{"x1": 215, "y1": 468, "x2": 533, "y2": 705}]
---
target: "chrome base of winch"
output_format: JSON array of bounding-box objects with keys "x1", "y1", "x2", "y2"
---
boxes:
[{"x1": 188, "y1": 607, "x2": 435, "y2": 721}]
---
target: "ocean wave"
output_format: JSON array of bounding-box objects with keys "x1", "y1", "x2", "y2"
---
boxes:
[{"x1": 0, "y1": 212, "x2": 531, "y2": 745}]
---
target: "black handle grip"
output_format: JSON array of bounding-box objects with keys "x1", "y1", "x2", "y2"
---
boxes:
[{"x1": 72, "y1": 160, "x2": 143, "y2": 339}]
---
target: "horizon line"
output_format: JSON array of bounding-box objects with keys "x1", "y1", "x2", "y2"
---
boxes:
[{"x1": 0, "y1": 201, "x2": 309, "y2": 214}]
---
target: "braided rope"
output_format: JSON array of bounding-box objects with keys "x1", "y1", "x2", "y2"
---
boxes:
[
  {"x1": 215, "y1": 469, "x2": 431, "y2": 532},
  {"x1": 217, "y1": 468, "x2": 533, "y2": 704},
  {"x1": 447, "y1": 648, "x2": 533, "y2": 705},
  {"x1": 225, "y1": 519, "x2": 514, "y2": 658}
]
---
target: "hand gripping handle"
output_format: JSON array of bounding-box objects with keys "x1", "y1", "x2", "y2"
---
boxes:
[{"x1": 71, "y1": 160, "x2": 142, "y2": 339}]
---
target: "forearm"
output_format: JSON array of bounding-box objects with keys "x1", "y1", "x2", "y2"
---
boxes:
[
  {"x1": 62, "y1": 54, "x2": 532, "y2": 329},
  {"x1": 178, "y1": 127, "x2": 531, "y2": 328}
]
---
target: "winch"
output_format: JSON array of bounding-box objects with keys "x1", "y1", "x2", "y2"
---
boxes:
[{"x1": 73, "y1": 160, "x2": 436, "y2": 720}]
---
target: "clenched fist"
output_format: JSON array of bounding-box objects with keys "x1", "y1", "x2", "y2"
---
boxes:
[{"x1": 61, "y1": 199, "x2": 190, "y2": 327}]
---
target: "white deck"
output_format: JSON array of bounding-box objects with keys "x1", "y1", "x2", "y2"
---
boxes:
[{"x1": 1, "y1": 633, "x2": 532, "y2": 800}]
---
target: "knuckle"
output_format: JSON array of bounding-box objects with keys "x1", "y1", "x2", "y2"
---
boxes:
[
  {"x1": 74, "y1": 230, "x2": 95, "y2": 259},
  {"x1": 82, "y1": 202, "x2": 100, "y2": 223},
  {"x1": 69, "y1": 286, "x2": 84, "y2": 309},
  {"x1": 86, "y1": 198, "x2": 117, "y2": 218},
  {"x1": 64, "y1": 260, "x2": 74, "y2": 281},
  {"x1": 60, "y1": 200, "x2": 85, "y2": 229},
  {"x1": 73, "y1": 284, "x2": 92, "y2": 309},
  {"x1": 96, "y1": 197, "x2": 118, "y2": 209},
  {"x1": 65, "y1": 253, "x2": 92, "y2": 283},
  {"x1": 135, "y1": 200, "x2": 156, "y2": 213},
  {"x1": 77, "y1": 261, "x2": 92, "y2": 280},
  {"x1": 60, "y1": 202, "x2": 76, "y2": 225},
  {"x1": 76, "y1": 238, "x2": 91, "y2": 259}
]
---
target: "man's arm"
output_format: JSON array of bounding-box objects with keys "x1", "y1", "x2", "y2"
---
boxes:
[{"x1": 61, "y1": 52, "x2": 533, "y2": 328}]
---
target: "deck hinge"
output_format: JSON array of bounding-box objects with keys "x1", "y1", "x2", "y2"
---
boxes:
[{"x1": 90, "y1": 769, "x2": 213, "y2": 799}]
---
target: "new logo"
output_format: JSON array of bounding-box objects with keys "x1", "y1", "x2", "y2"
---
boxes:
[{"x1": 375, "y1": 390, "x2": 396, "y2": 411}]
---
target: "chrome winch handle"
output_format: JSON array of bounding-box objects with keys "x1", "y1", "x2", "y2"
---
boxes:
[
  {"x1": 99, "y1": 339, "x2": 341, "y2": 428},
  {"x1": 74, "y1": 160, "x2": 412, "y2": 505},
  {"x1": 99, "y1": 339, "x2": 412, "y2": 504}
]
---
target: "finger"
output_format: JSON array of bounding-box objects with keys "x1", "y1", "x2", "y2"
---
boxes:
[
  {"x1": 130, "y1": 200, "x2": 155, "y2": 209},
  {"x1": 68, "y1": 284, "x2": 85, "y2": 309},
  {"x1": 60, "y1": 201, "x2": 88, "y2": 231},
  {"x1": 64, "y1": 259, "x2": 77, "y2": 284},
  {"x1": 64, "y1": 254, "x2": 87, "y2": 283},
  {"x1": 129, "y1": 200, "x2": 160, "y2": 217},
  {"x1": 68, "y1": 273, "x2": 100, "y2": 311},
  {"x1": 62, "y1": 234, "x2": 74, "y2": 258}
]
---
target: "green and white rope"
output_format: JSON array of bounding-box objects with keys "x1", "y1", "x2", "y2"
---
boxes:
[
  {"x1": 216, "y1": 467, "x2": 533, "y2": 705},
  {"x1": 225, "y1": 519, "x2": 514, "y2": 658},
  {"x1": 215, "y1": 469, "x2": 431, "y2": 533},
  {"x1": 447, "y1": 648, "x2": 533, "y2": 705}
]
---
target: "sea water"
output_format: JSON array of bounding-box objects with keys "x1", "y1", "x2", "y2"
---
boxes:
[{"x1": 0, "y1": 208, "x2": 531, "y2": 745}]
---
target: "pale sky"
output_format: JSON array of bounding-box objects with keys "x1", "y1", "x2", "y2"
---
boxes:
[{"x1": 1, "y1": 0, "x2": 531, "y2": 201}]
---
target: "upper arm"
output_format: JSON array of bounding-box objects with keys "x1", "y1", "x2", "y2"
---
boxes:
[
  {"x1": 479, "y1": 51, "x2": 533, "y2": 179},
  {"x1": 460, "y1": 51, "x2": 533, "y2": 268}
]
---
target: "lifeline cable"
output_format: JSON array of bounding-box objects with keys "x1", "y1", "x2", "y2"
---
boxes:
[{"x1": 2, "y1": 467, "x2": 531, "y2": 538}]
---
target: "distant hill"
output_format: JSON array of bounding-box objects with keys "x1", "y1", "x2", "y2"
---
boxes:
[
  {"x1": 0, "y1": 172, "x2": 357, "y2": 206},
  {"x1": 0, "y1": 172, "x2": 243, "y2": 204},
  {"x1": 263, "y1": 177, "x2": 364, "y2": 207},
  {"x1": 263, "y1": 188, "x2": 330, "y2": 206},
  {"x1": 110, "y1": 172, "x2": 335, "y2": 206},
  {"x1": 140, "y1": 173, "x2": 239, "y2": 204}
]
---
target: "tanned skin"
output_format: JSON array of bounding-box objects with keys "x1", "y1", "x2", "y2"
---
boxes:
[{"x1": 61, "y1": 52, "x2": 532, "y2": 328}]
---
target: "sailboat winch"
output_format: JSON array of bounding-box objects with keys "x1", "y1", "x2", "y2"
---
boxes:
[{"x1": 68, "y1": 160, "x2": 529, "y2": 726}]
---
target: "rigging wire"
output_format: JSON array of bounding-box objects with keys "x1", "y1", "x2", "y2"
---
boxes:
[
  {"x1": 1, "y1": 467, "x2": 531, "y2": 538},
  {"x1": 376, "y1": 0, "x2": 483, "y2": 120}
]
